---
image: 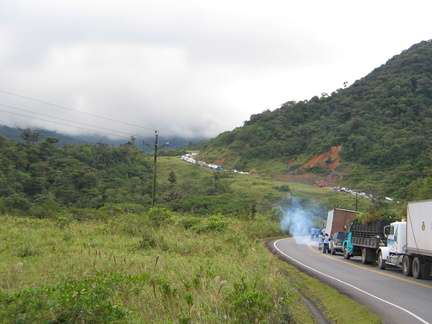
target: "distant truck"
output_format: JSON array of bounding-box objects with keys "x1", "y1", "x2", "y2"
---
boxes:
[
  {"x1": 326, "y1": 208, "x2": 359, "y2": 236},
  {"x1": 377, "y1": 200, "x2": 432, "y2": 280},
  {"x1": 342, "y1": 219, "x2": 394, "y2": 264}
]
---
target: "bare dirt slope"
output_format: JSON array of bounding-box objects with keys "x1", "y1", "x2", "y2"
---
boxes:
[{"x1": 276, "y1": 146, "x2": 341, "y2": 186}]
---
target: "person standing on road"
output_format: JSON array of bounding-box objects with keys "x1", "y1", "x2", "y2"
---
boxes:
[
  {"x1": 323, "y1": 233, "x2": 330, "y2": 253},
  {"x1": 318, "y1": 233, "x2": 324, "y2": 250},
  {"x1": 310, "y1": 227, "x2": 315, "y2": 241},
  {"x1": 315, "y1": 228, "x2": 321, "y2": 240}
]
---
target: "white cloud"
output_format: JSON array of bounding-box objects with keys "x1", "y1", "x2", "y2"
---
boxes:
[{"x1": 0, "y1": 0, "x2": 431, "y2": 140}]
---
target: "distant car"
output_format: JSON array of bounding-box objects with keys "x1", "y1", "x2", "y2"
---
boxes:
[{"x1": 328, "y1": 232, "x2": 348, "y2": 255}]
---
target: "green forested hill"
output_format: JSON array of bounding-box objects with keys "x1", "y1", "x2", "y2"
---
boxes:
[
  {"x1": 0, "y1": 130, "x2": 294, "y2": 217},
  {"x1": 200, "y1": 40, "x2": 432, "y2": 199},
  {"x1": 0, "y1": 133, "x2": 155, "y2": 214}
]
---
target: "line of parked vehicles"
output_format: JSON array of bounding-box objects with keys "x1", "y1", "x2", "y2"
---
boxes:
[{"x1": 324, "y1": 200, "x2": 432, "y2": 280}]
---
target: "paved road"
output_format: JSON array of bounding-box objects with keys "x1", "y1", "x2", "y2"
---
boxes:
[{"x1": 271, "y1": 237, "x2": 432, "y2": 324}]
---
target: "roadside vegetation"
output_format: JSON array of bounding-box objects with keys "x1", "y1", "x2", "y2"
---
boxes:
[
  {"x1": 0, "y1": 208, "x2": 380, "y2": 323},
  {"x1": 0, "y1": 135, "x2": 388, "y2": 322}
]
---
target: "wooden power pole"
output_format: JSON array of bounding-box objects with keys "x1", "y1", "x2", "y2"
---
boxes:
[{"x1": 143, "y1": 131, "x2": 169, "y2": 207}]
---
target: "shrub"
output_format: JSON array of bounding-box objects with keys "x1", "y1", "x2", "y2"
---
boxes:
[
  {"x1": 226, "y1": 277, "x2": 273, "y2": 323},
  {"x1": 270, "y1": 206, "x2": 285, "y2": 222},
  {"x1": 138, "y1": 229, "x2": 169, "y2": 251},
  {"x1": 178, "y1": 216, "x2": 202, "y2": 229},
  {"x1": 3, "y1": 194, "x2": 31, "y2": 212},
  {"x1": 0, "y1": 271, "x2": 151, "y2": 323},
  {"x1": 191, "y1": 215, "x2": 228, "y2": 234},
  {"x1": 148, "y1": 207, "x2": 172, "y2": 227},
  {"x1": 278, "y1": 185, "x2": 291, "y2": 192},
  {"x1": 14, "y1": 245, "x2": 37, "y2": 258},
  {"x1": 0, "y1": 200, "x2": 9, "y2": 214},
  {"x1": 99, "y1": 203, "x2": 147, "y2": 216},
  {"x1": 138, "y1": 229, "x2": 157, "y2": 249}
]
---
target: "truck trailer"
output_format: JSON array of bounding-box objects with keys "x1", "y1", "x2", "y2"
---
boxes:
[
  {"x1": 377, "y1": 199, "x2": 432, "y2": 280},
  {"x1": 326, "y1": 208, "x2": 359, "y2": 236},
  {"x1": 342, "y1": 219, "x2": 393, "y2": 264}
]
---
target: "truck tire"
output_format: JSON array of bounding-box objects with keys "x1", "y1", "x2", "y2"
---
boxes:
[
  {"x1": 343, "y1": 247, "x2": 351, "y2": 259},
  {"x1": 361, "y1": 248, "x2": 372, "y2": 264},
  {"x1": 420, "y1": 261, "x2": 432, "y2": 280},
  {"x1": 402, "y1": 255, "x2": 413, "y2": 277},
  {"x1": 412, "y1": 257, "x2": 423, "y2": 279},
  {"x1": 377, "y1": 251, "x2": 385, "y2": 270}
]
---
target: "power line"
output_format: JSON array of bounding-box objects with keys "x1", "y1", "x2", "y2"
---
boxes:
[
  {"x1": 0, "y1": 89, "x2": 157, "y2": 132},
  {"x1": 0, "y1": 89, "x2": 179, "y2": 141},
  {"x1": 0, "y1": 109, "x2": 132, "y2": 140},
  {"x1": 0, "y1": 103, "x2": 136, "y2": 139}
]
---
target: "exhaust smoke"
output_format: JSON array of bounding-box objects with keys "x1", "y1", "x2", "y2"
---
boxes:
[{"x1": 279, "y1": 197, "x2": 314, "y2": 245}]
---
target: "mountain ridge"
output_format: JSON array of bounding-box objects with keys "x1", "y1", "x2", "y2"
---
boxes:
[
  {"x1": 0, "y1": 125, "x2": 206, "y2": 151},
  {"x1": 199, "y1": 40, "x2": 432, "y2": 198}
]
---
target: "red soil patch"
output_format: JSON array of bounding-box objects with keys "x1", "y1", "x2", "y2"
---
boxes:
[
  {"x1": 302, "y1": 145, "x2": 341, "y2": 171},
  {"x1": 277, "y1": 146, "x2": 342, "y2": 186},
  {"x1": 213, "y1": 156, "x2": 226, "y2": 165}
]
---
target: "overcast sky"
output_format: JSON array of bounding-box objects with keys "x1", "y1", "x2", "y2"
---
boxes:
[{"x1": 0, "y1": 1, "x2": 430, "y2": 141}]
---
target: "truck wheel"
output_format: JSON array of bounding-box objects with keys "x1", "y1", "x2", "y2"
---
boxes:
[
  {"x1": 412, "y1": 257, "x2": 423, "y2": 279},
  {"x1": 377, "y1": 251, "x2": 385, "y2": 270},
  {"x1": 402, "y1": 256, "x2": 413, "y2": 277},
  {"x1": 343, "y1": 247, "x2": 351, "y2": 259},
  {"x1": 361, "y1": 248, "x2": 371, "y2": 264}
]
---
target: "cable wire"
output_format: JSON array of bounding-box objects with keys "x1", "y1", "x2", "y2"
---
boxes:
[
  {"x1": 0, "y1": 103, "x2": 135, "y2": 138},
  {"x1": 0, "y1": 89, "x2": 179, "y2": 141},
  {"x1": 0, "y1": 109, "x2": 132, "y2": 140}
]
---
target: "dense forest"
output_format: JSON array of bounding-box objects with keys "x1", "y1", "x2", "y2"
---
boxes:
[
  {"x1": 200, "y1": 40, "x2": 432, "y2": 199},
  {"x1": 0, "y1": 130, "x2": 155, "y2": 215},
  {"x1": 0, "y1": 129, "x2": 289, "y2": 217}
]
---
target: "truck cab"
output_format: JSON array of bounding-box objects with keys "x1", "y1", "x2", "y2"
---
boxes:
[
  {"x1": 342, "y1": 232, "x2": 354, "y2": 259},
  {"x1": 386, "y1": 222, "x2": 407, "y2": 254},
  {"x1": 377, "y1": 221, "x2": 407, "y2": 269}
]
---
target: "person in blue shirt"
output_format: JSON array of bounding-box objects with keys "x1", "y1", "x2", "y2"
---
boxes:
[
  {"x1": 315, "y1": 228, "x2": 321, "y2": 240},
  {"x1": 323, "y1": 233, "x2": 330, "y2": 253}
]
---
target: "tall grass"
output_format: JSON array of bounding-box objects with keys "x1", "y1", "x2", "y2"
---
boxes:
[{"x1": 0, "y1": 212, "x2": 313, "y2": 323}]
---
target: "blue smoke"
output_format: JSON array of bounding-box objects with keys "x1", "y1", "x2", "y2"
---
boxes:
[{"x1": 280, "y1": 197, "x2": 313, "y2": 241}]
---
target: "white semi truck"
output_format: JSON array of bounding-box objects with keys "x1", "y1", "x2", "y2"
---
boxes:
[{"x1": 377, "y1": 199, "x2": 432, "y2": 280}]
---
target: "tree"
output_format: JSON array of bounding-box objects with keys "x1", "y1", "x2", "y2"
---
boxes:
[
  {"x1": 168, "y1": 171, "x2": 177, "y2": 184},
  {"x1": 20, "y1": 129, "x2": 43, "y2": 146}
]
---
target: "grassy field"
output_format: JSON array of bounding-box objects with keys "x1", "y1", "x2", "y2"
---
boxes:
[
  {"x1": 0, "y1": 156, "x2": 388, "y2": 323},
  {"x1": 0, "y1": 212, "x2": 380, "y2": 323},
  {"x1": 158, "y1": 156, "x2": 403, "y2": 216}
]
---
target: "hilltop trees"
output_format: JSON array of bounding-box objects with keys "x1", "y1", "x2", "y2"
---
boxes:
[
  {"x1": 0, "y1": 130, "x2": 153, "y2": 214},
  {"x1": 199, "y1": 41, "x2": 432, "y2": 198}
]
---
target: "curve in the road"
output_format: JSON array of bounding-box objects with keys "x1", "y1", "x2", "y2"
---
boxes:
[
  {"x1": 273, "y1": 238, "x2": 429, "y2": 324},
  {"x1": 306, "y1": 241, "x2": 432, "y2": 290}
]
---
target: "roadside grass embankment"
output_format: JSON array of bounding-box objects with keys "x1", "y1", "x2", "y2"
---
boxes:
[{"x1": 0, "y1": 210, "x2": 380, "y2": 323}]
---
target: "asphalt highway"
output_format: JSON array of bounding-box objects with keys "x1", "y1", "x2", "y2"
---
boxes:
[{"x1": 270, "y1": 236, "x2": 432, "y2": 324}]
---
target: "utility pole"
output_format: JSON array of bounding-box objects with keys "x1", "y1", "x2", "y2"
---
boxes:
[
  {"x1": 355, "y1": 192, "x2": 359, "y2": 211},
  {"x1": 143, "y1": 131, "x2": 169, "y2": 208}
]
